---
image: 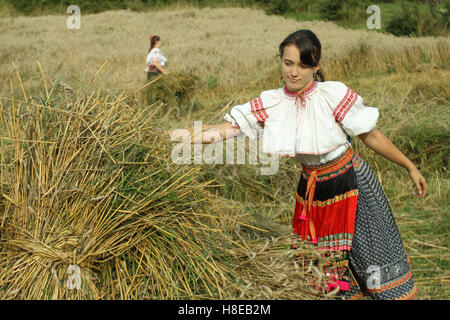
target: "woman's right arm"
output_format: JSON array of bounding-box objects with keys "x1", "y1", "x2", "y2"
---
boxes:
[{"x1": 168, "y1": 122, "x2": 241, "y2": 144}]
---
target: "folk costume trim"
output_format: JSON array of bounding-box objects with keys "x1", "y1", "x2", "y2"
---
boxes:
[
  {"x1": 333, "y1": 88, "x2": 358, "y2": 123},
  {"x1": 296, "y1": 190, "x2": 358, "y2": 208},
  {"x1": 283, "y1": 80, "x2": 318, "y2": 99},
  {"x1": 367, "y1": 271, "x2": 413, "y2": 294},
  {"x1": 249, "y1": 96, "x2": 269, "y2": 123},
  {"x1": 283, "y1": 80, "x2": 319, "y2": 109}
]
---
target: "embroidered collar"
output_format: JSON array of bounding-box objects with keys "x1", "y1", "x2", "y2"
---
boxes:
[{"x1": 283, "y1": 80, "x2": 318, "y2": 99}]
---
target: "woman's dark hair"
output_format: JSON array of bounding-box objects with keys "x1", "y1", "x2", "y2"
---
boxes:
[
  {"x1": 148, "y1": 34, "x2": 161, "y2": 53},
  {"x1": 279, "y1": 29, "x2": 325, "y2": 82}
]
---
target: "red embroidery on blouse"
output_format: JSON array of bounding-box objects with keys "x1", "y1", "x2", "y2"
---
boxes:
[
  {"x1": 333, "y1": 88, "x2": 358, "y2": 123},
  {"x1": 283, "y1": 80, "x2": 318, "y2": 98},
  {"x1": 250, "y1": 96, "x2": 269, "y2": 123}
]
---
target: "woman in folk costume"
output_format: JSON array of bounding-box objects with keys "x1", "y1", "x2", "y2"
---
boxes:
[
  {"x1": 169, "y1": 29, "x2": 426, "y2": 300},
  {"x1": 146, "y1": 34, "x2": 168, "y2": 80}
]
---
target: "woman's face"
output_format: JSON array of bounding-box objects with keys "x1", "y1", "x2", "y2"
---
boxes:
[{"x1": 281, "y1": 44, "x2": 319, "y2": 92}]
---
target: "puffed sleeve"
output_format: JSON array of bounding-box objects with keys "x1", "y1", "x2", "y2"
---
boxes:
[
  {"x1": 325, "y1": 81, "x2": 379, "y2": 137},
  {"x1": 223, "y1": 89, "x2": 281, "y2": 139}
]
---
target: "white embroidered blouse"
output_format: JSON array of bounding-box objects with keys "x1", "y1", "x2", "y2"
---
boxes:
[
  {"x1": 223, "y1": 80, "x2": 379, "y2": 166},
  {"x1": 145, "y1": 48, "x2": 167, "y2": 72}
]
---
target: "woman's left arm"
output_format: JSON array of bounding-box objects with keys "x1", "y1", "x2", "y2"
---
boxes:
[{"x1": 358, "y1": 128, "x2": 427, "y2": 198}]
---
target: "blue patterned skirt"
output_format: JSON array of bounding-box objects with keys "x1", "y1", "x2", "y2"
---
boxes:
[{"x1": 342, "y1": 155, "x2": 417, "y2": 299}]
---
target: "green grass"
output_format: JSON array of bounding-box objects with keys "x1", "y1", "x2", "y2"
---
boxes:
[
  {"x1": 283, "y1": 10, "x2": 322, "y2": 22},
  {"x1": 282, "y1": 1, "x2": 448, "y2": 36},
  {"x1": 397, "y1": 199, "x2": 449, "y2": 299}
]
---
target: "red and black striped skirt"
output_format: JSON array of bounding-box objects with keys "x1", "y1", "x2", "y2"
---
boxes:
[{"x1": 292, "y1": 146, "x2": 359, "y2": 251}]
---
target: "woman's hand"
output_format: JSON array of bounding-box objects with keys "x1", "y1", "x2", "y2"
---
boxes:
[{"x1": 407, "y1": 167, "x2": 427, "y2": 198}]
